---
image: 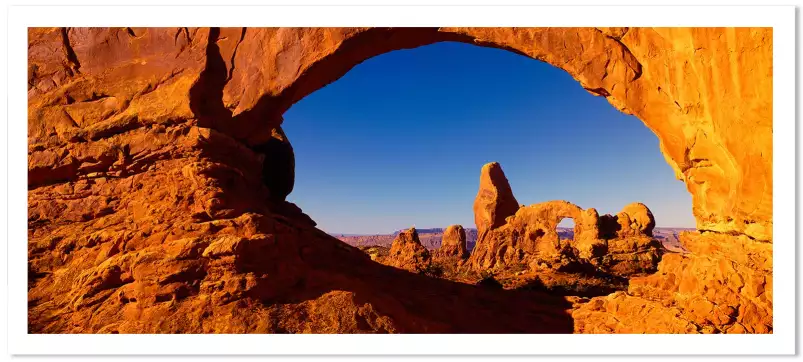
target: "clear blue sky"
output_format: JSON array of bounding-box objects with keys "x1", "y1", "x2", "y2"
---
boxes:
[{"x1": 282, "y1": 41, "x2": 695, "y2": 234}]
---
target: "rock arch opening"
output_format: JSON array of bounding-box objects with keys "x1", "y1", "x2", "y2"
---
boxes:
[
  {"x1": 558, "y1": 218, "x2": 576, "y2": 241},
  {"x1": 213, "y1": 27, "x2": 769, "y2": 243},
  {"x1": 26, "y1": 27, "x2": 773, "y2": 334},
  {"x1": 272, "y1": 40, "x2": 693, "y2": 239},
  {"x1": 270, "y1": 39, "x2": 689, "y2": 301}
]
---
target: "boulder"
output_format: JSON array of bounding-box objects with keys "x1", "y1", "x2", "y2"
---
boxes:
[{"x1": 573, "y1": 232, "x2": 772, "y2": 333}]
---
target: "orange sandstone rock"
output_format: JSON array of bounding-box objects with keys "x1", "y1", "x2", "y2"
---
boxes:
[
  {"x1": 573, "y1": 232, "x2": 772, "y2": 333},
  {"x1": 470, "y1": 200, "x2": 595, "y2": 271},
  {"x1": 27, "y1": 27, "x2": 772, "y2": 334},
  {"x1": 467, "y1": 163, "x2": 663, "y2": 278},
  {"x1": 473, "y1": 162, "x2": 519, "y2": 234},
  {"x1": 435, "y1": 225, "x2": 468, "y2": 259},
  {"x1": 28, "y1": 27, "x2": 772, "y2": 239},
  {"x1": 593, "y1": 203, "x2": 664, "y2": 276},
  {"x1": 616, "y1": 202, "x2": 656, "y2": 237},
  {"x1": 385, "y1": 228, "x2": 432, "y2": 273}
]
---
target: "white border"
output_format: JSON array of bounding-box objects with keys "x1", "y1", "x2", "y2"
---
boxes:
[{"x1": 6, "y1": 3, "x2": 795, "y2": 356}]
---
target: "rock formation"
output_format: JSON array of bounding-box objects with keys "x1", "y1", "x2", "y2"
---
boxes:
[
  {"x1": 27, "y1": 27, "x2": 772, "y2": 333},
  {"x1": 473, "y1": 162, "x2": 520, "y2": 234},
  {"x1": 573, "y1": 232, "x2": 772, "y2": 333},
  {"x1": 468, "y1": 164, "x2": 664, "y2": 277},
  {"x1": 589, "y1": 203, "x2": 663, "y2": 276},
  {"x1": 385, "y1": 228, "x2": 432, "y2": 273},
  {"x1": 600, "y1": 202, "x2": 656, "y2": 238},
  {"x1": 470, "y1": 200, "x2": 596, "y2": 271},
  {"x1": 434, "y1": 225, "x2": 468, "y2": 259}
]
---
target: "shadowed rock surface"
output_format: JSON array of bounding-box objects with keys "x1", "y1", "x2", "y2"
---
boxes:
[{"x1": 251, "y1": 127, "x2": 294, "y2": 202}]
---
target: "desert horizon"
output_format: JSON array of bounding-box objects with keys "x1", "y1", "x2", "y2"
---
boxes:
[{"x1": 328, "y1": 226, "x2": 696, "y2": 237}]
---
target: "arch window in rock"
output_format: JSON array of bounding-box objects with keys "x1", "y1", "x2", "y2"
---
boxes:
[
  {"x1": 274, "y1": 40, "x2": 691, "y2": 301},
  {"x1": 26, "y1": 27, "x2": 773, "y2": 334}
]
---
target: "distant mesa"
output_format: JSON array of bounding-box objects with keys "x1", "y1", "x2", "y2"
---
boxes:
[
  {"x1": 337, "y1": 227, "x2": 682, "y2": 253},
  {"x1": 336, "y1": 228, "x2": 479, "y2": 251},
  {"x1": 392, "y1": 228, "x2": 445, "y2": 235}
]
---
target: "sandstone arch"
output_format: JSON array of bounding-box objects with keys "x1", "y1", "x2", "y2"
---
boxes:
[
  {"x1": 27, "y1": 27, "x2": 772, "y2": 333},
  {"x1": 223, "y1": 27, "x2": 771, "y2": 241},
  {"x1": 467, "y1": 178, "x2": 663, "y2": 279},
  {"x1": 469, "y1": 199, "x2": 600, "y2": 271},
  {"x1": 29, "y1": 27, "x2": 772, "y2": 240}
]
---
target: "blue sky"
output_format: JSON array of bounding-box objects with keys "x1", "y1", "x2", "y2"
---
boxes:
[{"x1": 282, "y1": 41, "x2": 694, "y2": 234}]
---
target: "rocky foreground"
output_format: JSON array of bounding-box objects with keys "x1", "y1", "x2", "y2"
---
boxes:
[{"x1": 28, "y1": 27, "x2": 771, "y2": 334}]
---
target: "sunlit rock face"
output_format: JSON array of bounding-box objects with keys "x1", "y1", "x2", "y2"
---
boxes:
[
  {"x1": 27, "y1": 27, "x2": 771, "y2": 333},
  {"x1": 470, "y1": 198, "x2": 597, "y2": 271},
  {"x1": 593, "y1": 203, "x2": 664, "y2": 276},
  {"x1": 468, "y1": 170, "x2": 663, "y2": 278},
  {"x1": 573, "y1": 232, "x2": 773, "y2": 334},
  {"x1": 472, "y1": 162, "x2": 520, "y2": 236},
  {"x1": 385, "y1": 227, "x2": 432, "y2": 273},
  {"x1": 435, "y1": 225, "x2": 469, "y2": 260}
]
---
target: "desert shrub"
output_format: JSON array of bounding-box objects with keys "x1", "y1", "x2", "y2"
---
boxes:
[{"x1": 419, "y1": 263, "x2": 444, "y2": 278}]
